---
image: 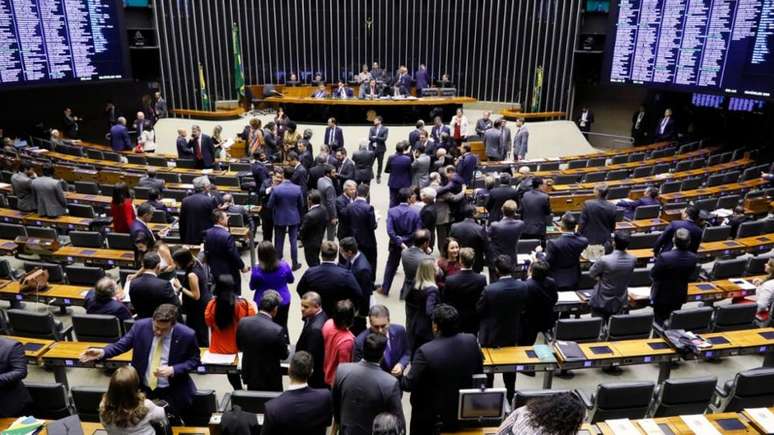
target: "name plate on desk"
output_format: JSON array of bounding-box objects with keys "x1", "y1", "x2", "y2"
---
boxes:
[
  {"x1": 745, "y1": 408, "x2": 774, "y2": 433},
  {"x1": 606, "y1": 419, "x2": 640, "y2": 435},
  {"x1": 680, "y1": 415, "x2": 721, "y2": 435}
]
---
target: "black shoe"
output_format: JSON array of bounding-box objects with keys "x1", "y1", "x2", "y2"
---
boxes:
[
  {"x1": 521, "y1": 371, "x2": 536, "y2": 377},
  {"x1": 292, "y1": 263, "x2": 302, "y2": 271},
  {"x1": 555, "y1": 369, "x2": 575, "y2": 379},
  {"x1": 602, "y1": 366, "x2": 624, "y2": 375}
]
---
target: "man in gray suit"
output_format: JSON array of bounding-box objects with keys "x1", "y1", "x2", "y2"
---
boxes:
[
  {"x1": 513, "y1": 118, "x2": 529, "y2": 160},
  {"x1": 484, "y1": 119, "x2": 504, "y2": 161},
  {"x1": 411, "y1": 145, "x2": 431, "y2": 187},
  {"x1": 137, "y1": 168, "x2": 165, "y2": 193},
  {"x1": 317, "y1": 164, "x2": 338, "y2": 241},
  {"x1": 589, "y1": 231, "x2": 636, "y2": 322},
  {"x1": 499, "y1": 119, "x2": 512, "y2": 160},
  {"x1": 400, "y1": 229, "x2": 433, "y2": 299},
  {"x1": 475, "y1": 111, "x2": 494, "y2": 138},
  {"x1": 332, "y1": 333, "x2": 405, "y2": 435},
  {"x1": 579, "y1": 182, "x2": 618, "y2": 257},
  {"x1": 31, "y1": 164, "x2": 67, "y2": 217},
  {"x1": 11, "y1": 161, "x2": 36, "y2": 212}
]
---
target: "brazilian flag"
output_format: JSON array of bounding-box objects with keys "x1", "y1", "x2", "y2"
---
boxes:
[
  {"x1": 198, "y1": 62, "x2": 211, "y2": 111},
  {"x1": 232, "y1": 22, "x2": 245, "y2": 98},
  {"x1": 531, "y1": 65, "x2": 544, "y2": 112}
]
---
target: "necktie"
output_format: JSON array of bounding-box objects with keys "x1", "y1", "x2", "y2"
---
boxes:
[
  {"x1": 195, "y1": 138, "x2": 203, "y2": 159},
  {"x1": 384, "y1": 334, "x2": 392, "y2": 368},
  {"x1": 660, "y1": 118, "x2": 668, "y2": 134},
  {"x1": 329, "y1": 129, "x2": 334, "y2": 144},
  {"x1": 148, "y1": 337, "x2": 164, "y2": 390}
]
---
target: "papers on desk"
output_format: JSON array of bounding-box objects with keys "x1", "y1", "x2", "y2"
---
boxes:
[
  {"x1": 516, "y1": 254, "x2": 531, "y2": 265},
  {"x1": 557, "y1": 291, "x2": 581, "y2": 303},
  {"x1": 628, "y1": 286, "x2": 651, "y2": 301},
  {"x1": 1, "y1": 416, "x2": 44, "y2": 435},
  {"x1": 729, "y1": 278, "x2": 757, "y2": 291},
  {"x1": 637, "y1": 418, "x2": 667, "y2": 434},
  {"x1": 746, "y1": 408, "x2": 774, "y2": 433},
  {"x1": 680, "y1": 415, "x2": 721, "y2": 435},
  {"x1": 202, "y1": 169, "x2": 213, "y2": 174},
  {"x1": 605, "y1": 419, "x2": 640, "y2": 435},
  {"x1": 201, "y1": 351, "x2": 236, "y2": 365}
]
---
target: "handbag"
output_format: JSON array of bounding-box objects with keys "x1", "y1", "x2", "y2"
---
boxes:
[{"x1": 20, "y1": 268, "x2": 50, "y2": 293}]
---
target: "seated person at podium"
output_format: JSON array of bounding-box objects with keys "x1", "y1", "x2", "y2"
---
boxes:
[
  {"x1": 287, "y1": 72, "x2": 300, "y2": 85},
  {"x1": 50, "y1": 128, "x2": 80, "y2": 147},
  {"x1": 313, "y1": 73, "x2": 325, "y2": 85},
  {"x1": 333, "y1": 80, "x2": 354, "y2": 99},
  {"x1": 312, "y1": 83, "x2": 329, "y2": 99},
  {"x1": 356, "y1": 64, "x2": 372, "y2": 83},
  {"x1": 436, "y1": 73, "x2": 453, "y2": 88},
  {"x1": 617, "y1": 186, "x2": 660, "y2": 220},
  {"x1": 359, "y1": 79, "x2": 383, "y2": 99}
]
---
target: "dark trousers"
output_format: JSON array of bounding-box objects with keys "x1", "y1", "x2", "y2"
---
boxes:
[
  {"x1": 325, "y1": 221, "x2": 336, "y2": 241},
  {"x1": 654, "y1": 302, "x2": 682, "y2": 325},
  {"x1": 275, "y1": 303, "x2": 290, "y2": 344},
  {"x1": 375, "y1": 150, "x2": 386, "y2": 179},
  {"x1": 361, "y1": 243, "x2": 377, "y2": 281},
  {"x1": 227, "y1": 373, "x2": 243, "y2": 390},
  {"x1": 381, "y1": 245, "x2": 402, "y2": 295},
  {"x1": 303, "y1": 239, "x2": 321, "y2": 267},
  {"x1": 274, "y1": 224, "x2": 299, "y2": 265},
  {"x1": 260, "y1": 211, "x2": 273, "y2": 241},
  {"x1": 486, "y1": 373, "x2": 516, "y2": 402},
  {"x1": 389, "y1": 187, "x2": 400, "y2": 208},
  {"x1": 145, "y1": 387, "x2": 181, "y2": 418},
  {"x1": 436, "y1": 223, "x2": 451, "y2": 253}
]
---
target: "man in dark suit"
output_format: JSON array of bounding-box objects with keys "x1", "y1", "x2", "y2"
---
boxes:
[
  {"x1": 352, "y1": 305, "x2": 410, "y2": 376},
  {"x1": 450, "y1": 206, "x2": 488, "y2": 273},
  {"x1": 385, "y1": 141, "x2": 412, "y2": 207},
  {"x1": 651, "y1": 228, "x2": 699, "y2": 324},
  {"x1": 317, "y1": 164, "x2": 339, "y2": 241},
  {"x1": 332, "y1": 81, "x2": 355, "y2": 100},
  {"x1": 261, "y1": 351, "x2": 332, "y2": 435},
  {"x1": 237, "y1": 290, "x2": 289, "y2": 391},
  {"x1": 401, "y1": 304, "x2": 483, "y2": 434},
  {"x1": 85, "y1": 277, "x2": 132, "y2": 321},
  {"x1": 129, "y1": 252, "x2": 179, "y2": 319},
  {"x1": 654, "y1": 108, "x2": 676, "y2": 141},
  {"x1": 345, "y1": 184, "x2": 378, "y2": 273},
  {"x1": 179, "y1": 177, "x2": 218, "y2": 244},
  {"x1": 63, "y1": 107, "x2": 80, "y2": 138},
  {"x1": 350, "y1": 144, "x2": 374, "y2": 185},
  {"x1": 251, "y1": 152, "x2": 271, "y2": 192},
  {"x1": 579, "y1": 183, "x2": 618, "y2": 252},
  {"x1": 576, "y1": 106, "x2": 594, "y2": 138},
  {"x1": 295, "y1": 292, "x2": 328, "y2": 388},
  {"x1": 300, "y1": 190, "x2": 328, "y2": 267},
  {"x1": 297, "y1": 241, "x2": 362, "y2": 316},
  {"x1": 339, "y1": 237, "x2": 373, "y2": 335},
  {"x1": 484, "y1": 119, "x2": 504, "y2": 161},
  {"x1": 444, "y1": 248, "x2": 488, "y2": 334},
  {"x1": 486, "y1": 173, "x2": 520, "y2": 222},
  {"x1": 333, "y1": 333, "x2": 405, "y2": 435},
  {"x1": 631, "y1": 105, "x2": 648, "y2": 145},
  {"x1": 455, "y1": 143, "x2": 479, "y2": 186},
  {"x1": 379, "y1": 188, "x2": 422, "y2": 296},
  {"x1": 400, "y1": 230, "x2": 433, "y2": 299},
  {"x1": 268, "y1": 167, "x2": 304, "y2": 270},
  {"x1": 408, "y1": 120, "x2": 425, "y2": 149},
  {"x1": 204, "y1": 209, "x2": 247, "y2": 293},
  {"x1": 487, "y1": 200, "x2": 524, "y2": 280},
  {"x1": 137, "y1": 168, "x2": 165, "y2": 193},
  {"x1": 368, "y1": 116, "x2": 389, "y2": 183},
  {"x1": 419, "y1": 187, "x2": 438, "y2": 248},
  {"x1": 80, "y1": 305, "x2": 200, "y2": 416},
  {"x1": 430, "y1": 116, "x2": 451, "y2": 146},
  {"x1": 11, "y1": 161, "x2": 36, "y2": 212},
  {"x1": 475, "y1": 111, "x2": 493, "y2": 138},
  {"x1": 477, "y1": 256, "x2": 529, "y2": 402},
  {"x1": 298, "y1": 140, "x2": 314, "y2": 169},
  {"x1": 336, "y1": 148, "x2": 356, "y2": 184},
  {"x1": 324, "y1": 117, "x2": 345, "y2": 152},
  {"x1": 110, "y1": 117, "x2": 132, "y2": 152},
  {"x1": 415, "y1": 64, "x2": 430, "y2": 90},
  {"x1": 133, "y1": 111, "x2": 152, "y2": 137},
  {"x1": 189, "y1": 125, "x2": 216, "y2": 169},
  {"x1": 0, "y1": 336, "x2": 32, "y2": 417},
  {"x1": 359, "y1": 78, "x2": 382, "y2": 99},
  {"x1": 520, "y1": 177, "x2": 552, "y2": 242},
  {"x1": 176, "y1": 128, "x2": 192, "y2": 159},
  {"x1": 653, "y1": 206, "x2": 704, "y2": 255},
  {"x1": 545, "y1": 213, "x2": 590, "y2": 292},
  {"x1": 130, "y1": 203, "x2": 157, "y2": 268}
]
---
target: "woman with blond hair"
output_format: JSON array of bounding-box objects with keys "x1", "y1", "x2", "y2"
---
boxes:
[
  {"x1": 405, "y1": 258, "x2": 440, "y2": 356},
  {"x1": 100, "y1": 366, "x2": 167, "y2": 435}
]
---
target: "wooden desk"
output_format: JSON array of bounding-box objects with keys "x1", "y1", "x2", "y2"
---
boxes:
[
  {"x1": 1, "y1": 335, "x2": 55, "y2": 362},
  {"x1": 738, "y1": 234, "x2": 774, "y2": 253},
  {"x1": 22, "y1": 213, "x2": 93, "y2": 231},
  {"x1": 172, "y1": 106, "x2": 246, "y2": 120},
  {"x1": 265, "y1": 95, "x2": 476, "y2": 106},
  {"x1": 0, "y1": 238, "x2": 19, "y2": 254},
  {"x1": 597, "y1": 413, "x2": 759, "y2": 434},
  {"x1": 483, "y1": 346, "x2": 557, "y2": 389},
  {"x1": 500, "y1": 109, "x2": 566, "y2": 121},
  {"x1": 688, "y1": 327, "x2": 774, "y2": 359},
  {"x1": 0, "y1": 418, "x2": 209, "y2": 435},
  {"x1": 742, "y1": 407, "x2": 774, "y2": 434},
  {"x1": 0, "y1": 207, "x2": 27, "y2": 223},
  {"x1": 50, "y1": 245, "x2": 136, "y2": 267},
  {"x1": 0, "y1": 281, "x2": 91, "y2": 306},
  {"x1": 660, "y1": 178, "x2": 768, "y2": 202},
  {"x1": 630, "y1": 218, "x2": 670, "y2": 232}
]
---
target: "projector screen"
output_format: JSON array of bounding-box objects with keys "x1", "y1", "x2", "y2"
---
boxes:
[
  {"x1": 0, "y1": 0, "x2": 129, "y2": 88},
  {"x1": 603, "y1": 0, "x2": 774, "y2": 98}
]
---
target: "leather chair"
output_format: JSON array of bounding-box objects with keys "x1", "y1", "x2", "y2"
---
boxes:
[
  {"x1": 632, "y1": 205, "x2": 660, "y2": 220},
  {"x1": 25, "y1": 382, "x2": 72, "y2": 419},
  {"x1": 69, "y1": 231, "x2": 105, "y2": 248},
  {"x1": 23, "y1": 261, "x2": 65, "y2": 283},
  {"x1": 71, "y1": 386, "x2": 107, "y2": 422},
  {"x1": 712, "y1": 304, "x2": 757, "y2": 332},
  {"x1": 106, "y1": 232, "x2": 134, "y2": 250},
  {"x1": 707, "y1": 258, "x2": 748, "y2": 280},
  {"x1": 65, "y1": 265, "x2": 105, "y2": 286},
  {"x1": 7, "y1": 309, "x2": 72, "y2": 340},
  {"x1": 181, "y1": 390, "x2": 218, "y2": 426},
  {"x1": 74, "y1": 181, "x2": 100, "y2": 195},
  {"x1": 662, "y1": 307, "x2": 714, "y2": 334},
  {"x1": 628, "y1": 232, "x2": 661, "y2": 250},
  {"x1": 581, "y1": 381, "x2": 655, "y2": 423},
  {"x1": 0, "y1": 223, "x2": 27, "y2": 240},
  {"x1": 229, "y1": 390, "x2": 282, "y2": 413},
  {"x1": 553, "y1": 318, "x2": 603, "y2": 343},
  {"x1": 72, "y1": 314, "x2": 122, "y2": 342},
  {"x1": 606, "y1": 313, "x2": 654, "y2": 341},
  {"x1": 650, "y1": 377, "x2": 716, "y2": 417},
  {"x1": 68, "y1": 204, "x2": 97, "y2": 218},
  {"x1": 711, "y1": 368, "x2": 774, "y2": 412},
  {"x1": 701, "y1": 225, "x2": 732, "y2": 243}
]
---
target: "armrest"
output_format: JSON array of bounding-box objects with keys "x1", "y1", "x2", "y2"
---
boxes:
[
  {"x1": 575, "y1": 389, "x2": 594, "y2": 409},
  {"x1": 61, "y1": 325, "x2": 74, "y2": 341},
  {"x1": 714, "y1": 383, "x2": 730, "y2": 399},
  {"x1": 220, "y1": 392, "x2": 232, "y2": 412}
]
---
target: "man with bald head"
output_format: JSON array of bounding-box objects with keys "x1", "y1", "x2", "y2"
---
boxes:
[
  {"x1": 475, "y1": 111, "x2": 493, "y2": 138},
  {"x1": 650, "y1": 228, "x2": 698, "y2": 324},
  {"x1": 110, "y1": 117, "x2": 131, "y2": 152},
  {"x1": 296, "y1": 291, "x2": 328, "y2": 388}
]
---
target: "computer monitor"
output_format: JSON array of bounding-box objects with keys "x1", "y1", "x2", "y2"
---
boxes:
[{"x1": 457, "y1": 388, "x2": 507, "y2": 421}]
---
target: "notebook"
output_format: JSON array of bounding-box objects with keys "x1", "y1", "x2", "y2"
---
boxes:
[{"x1": 555, "y1": 341, "x2": 584, "y2": 360}]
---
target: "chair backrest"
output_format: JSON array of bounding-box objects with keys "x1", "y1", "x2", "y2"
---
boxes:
[
  {"x1": 567, "y1": 159, "x2": 588, "y2": 169},
  {"x1": 512, "y1": 389, "x2": 573, "y2": 409},
  {"x1": 25, "y1": 225, "x2": 57, "y2": 240},
  {"x1": 103, "y1": 152, "x2": 122, "y2": 162},
  {"x1": 706, "y1": 173, "x2": 726, "y2": 187},
  {"x1": 607, "y1": 186, "x2": 631, "y2": 200},
  {"x1": 712, "y1": 304, "x2": 757, "y2": 332},
  {"x1": 587, "y1": 157, "x2": 606, "y2": 168},
  {"x1": 632, "y1": 205, "x2": 660, "y2": 220},
  {"x1": 24, "y1": 261, "x2": 65, "y2": 283},
  {"x1": 628, "y1": 232, "x2": 660, "y2": 250},
  {"x1": 74, "y1": 181, "x2": 100, "y2": 195},
  {"x1": 606, "y1": 170, "x2": 629, "y2": 181},
  {"x1": 24, "y1": 382, "x2": 72, "y2": 419},
  {"x1": 577, "y1": 271, "x2": 596, "y2": 291},
  {"x1": 746, "y1": 255, "x2": 771, "y2": 275},
  {"x1": 606, "y1": 313, "x2": 654, "y2": 341},
  {"x1": 652, "y1": 377, "x2": 717, "y2": 417},
  {"x1": 176, "y1": 159, "x2": 196, "y2": 169},
  {"x1": 589, "y1": 382, "x2": 655, "y2": 423},
  {"x1": 554, "y1": 317, "x2": 602, "y2": 342},
  {"x1": 681, "y1": 178, "x2": 703, "y2": 191},
  {"x1": 723, "y1": 368, "x2": 774, "y2": 412},
  {"x1": 675, "y1": 160, "x2": 692, "y2": 172},
  {"x1": 165, "y1": 189, "x2": 188, "y2": 201},
  {"x1": 181, "y1": 173, "x2": 197, "y2": 184},
  {"x1": 69, "y1": 231, "x2": 104, "y2": 248},
  {"x1": 517, "y1": 239, "x2": 541, "y2": 255},
  {"x1": 106, "y1": 232, "x2": 134, "y2": 250},
  {"x1": 8, "y1": 309, "x2": 61, "y2": 340},
  {"x1": 583, "y1": 172, "x2": 606, "y2": 183},
  {"x1": 229, "y1": 162, "x2": 252, "y2": 172},
  {"x1": 157, "y1": 172, "x2": 181, "y2": 183},
  {"x1": 652, "y1": 163, "x2": 671, "y2": 175},
  {"x1": 660, "y1": 181, "x2": 681, "y2": 194},
  {"x1": 151, "y1": 209, "x2": 168, "y2": 223},
  {"x1": 668, "y1": 307, "x2": 714, "y2": 333},
  {"x1": 538, "y1": 161, "x2": 560, "y2": 171},
  {"x1": 717, "y1": 195, "x2": 741, "y2": 210},
  {"x1": 86, "y1": 149, "x2": 104, "y2": 160},
  {"x1": 71, "y1": 386, "x2": 108, "y2": 422},
  {"x1": 127, "y1": 155, "x2": 147, "y2": 165},
  {"x1": 232, "y1": 192, "x2": 250, "y2": 205},
  {"x1": 65, "y1": 265, "x2": 106, "y2": 286},
  {"x1": 692, "y1": 198, "x2": 717, "y2": 212},
  {"x1": 123, "y1": 318, "x2": 136, "y2": 334},
  {"x1": 0, "y1": 223, "x2": 26, "y2": 240},
  {"x1": 181, "y1": 390, "x2": 218, "y2": 426},
  {"x1": 707, "y1": 154, "x2": 723, "y2": 167},
  {"x1": 709, "y1": 258, "x2": 748, "y2": 280},
  {"x1": 737, "y1": 220, "x2": 765, "y2": 238},
  {"x1": 628, "y1": 152, "x2": 646, "y2": 162},
  {"x1": 554, "y1": 174, "x2": 579, "y2": 185},
  {"x1": 72, "y1": 314, "x2": 122, "y2": 342},
  {"x1": 228, "y1": 213, "x2": 245, "y2": 227},
  {"x1": 628, "y1": 267, "x2": 652, "y2": 287},
  {"x1": 611, "y1": 155, "x2": 628, "y2": 165},
  {"x1": 133, "y1": 186, "x2": 151, "y2": 200},
  {"x1": 230, "y1": 391, "x2": 282, "y2": 413},
  {"x1": 702, "y1": 225, "x2": 731, "y2": 242},
  {"x1": 68, "y1": 203, "x2": 96, "y2": 218},
  {"x1": 215, "y1": 175, "x2": 241, "y2": 187},
  {"x1": 631, "y1": 166, "x2": 654, "y2": 178}
]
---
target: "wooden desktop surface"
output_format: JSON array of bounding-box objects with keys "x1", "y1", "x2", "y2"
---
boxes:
[
  {"x1": 597, "y1": 412, "x2": 759, "y2": 434},
  {"x1": 0, "y1": 281, "x2": 92, "y2": 302},
  {"x1": 0, "y1": 418, "x2": 210, "y2": 435},
  {"x1": 479, "y1": 141, "x2": 673, "y2": 167},
  {"x1": 3, "y1": 335, "x2": 55, "y2": 360},
  {"x1": 265, "y1": 95, "x2": 476, "y2": 106}
]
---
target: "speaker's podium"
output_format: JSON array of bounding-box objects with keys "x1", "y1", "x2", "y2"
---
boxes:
[{"x1": 421, "y1": 87, "x2": 457, "y2": 97}]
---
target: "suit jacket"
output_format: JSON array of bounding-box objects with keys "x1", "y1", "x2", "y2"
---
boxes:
[
  {"x1": 475, "y1": 118, "x2": 493, "y2": 137},
  {"x1": 524, "y1": 277, "x2": 559, "y2": 340},
  {"x1": 514, "y1": 126, "x2": 529, "y2": 158},
  {"x1": 414, "y1": 68, "x2": 430, "y2": 89},
  {"x1": 336, "y1": 195, "x2": 353, "y2": 239},
  {"x1": 189, "y1": 134, "x2": 216, "y2": 168},
  {"x1": 546, "y1": 233, "x2": 589, "y2": 289},
  {"x1": 295, "y1": 310, "x2": 328, "y2": 388},
  {"x1": 352, "y1": 149, "x2": 375, "y2": 182},
  {"x1": 487, "y1": 217, "x2": 524, "y2": 264},
  {"x1": 352, "y1": 324, "x2": 410, "y2": 371},
  {"x1": 589, "y1": 250, "x2": 637, "y2": 314},
  {"x1": 137, "y1": 176, "x2": 164, "y2": 193},
  {"x1": 477, "y1": 277, "x2": 529, "y2": 347},
  {"x1": 486, "y1": 186, "x2": 520, "y2": 222},
  {"x1": 297, "y1": 263, "x2": 362, "y2": 316},
  {"x1": 290, "y1": 163, "x2": 308, "y2": 197},
  {"x1": 401, "y1": 333, "x2": 483, "y2": 433},
  {"x1": 308, "y1": 164, "x2": 326, "y2": 192},
  {"x1": 251, "y1": 161, "x2": 271, "y2": 191},
  {"x1": 401, "y1": 247, "x2": 433, "y2": 297},
  {"x1": 520, "y1": 189, "x2": 551, "y2": 237},
  {"x1": 368, "y1": 126, "x2": 389, "y2": 153},
  {"x1": 324, "y1": 126, "x2": 345, "y2": 150},
  {"x1": 450, "y1": 219, "x2": 488, "y2": 273},
  {"x1": 177, "y1": 136, "x2": 193, "y2": 159},
  {"x1": 655, "y1": 116, "x2": 676, "y2": 140},
  {"x1": 261, "y1": 387, "x2": 332, "y2": 435},
  {"x1": 386, "y1": 203, "x2": 421, "y2": 248},
  {"x1": 346, "y1": 199, "x2": 378, "y2": 250},
  {"x1": 84, "y1": 290, "x2": 132, "y2": 321},
  {"x1": 333, "y1": 361, "x2": 404, "y2": 435},
  {"x1": 499, "y1": 128, "x2": 512, "y2": 160},
  {"x1": 343, "y1": 253, "x2": 373, "y2": 314},
  {"x1": 333, "y1": 87, "x2": 354, "y2": 99},
  {"x1": 385, "y1": 154, "x2": 412, "y2": 189},
  {"x1": 300, "y1": 149, "x2": 314, "y2": 169},
  {"x1": 408, "y1": 129, "x2": 422, "y2": 149},
  {"x1": 299, "y1": 205, "x2": 327, "y2": 249},
  {"x1": 443, "y1": 269, "x2": 487, "y2": 334},
  {"x1": 456, "y1": 153, "x2": 478, "y2": 186},
  {"x1": 180, "y1": 192, "x2": 218, "y2": 244},
  {"x1": 411, "y1": 154, "x2": 431, "y2": 187},
  {"x1": 103, "y1": 319, "x2": 199, "y2": 411},
  {"x1": 653, "y1": 219, "x2": 703, "y2": 255},
  {"x1": 0, "y1": 337, "x2": 32, "y2": 417},
  {"x1": 204, "y1": 225, "x2": 244, "y2": 288},
  {"x1": 129, "y1": 272, "x2": 178, "y2": 319},
  {"x1": 110, "y1": 124, "x2": 132, "y2": 152},
  {"x1": 650, "y1": 249, "x2": 698, "y2": 307},
  {"x1": 129, "y1": 219, "x2": 156, "y2": 262},
  {"x1": 317, "y1": 176, "x2": 338, "y2": 220},
  {"x1": 268, "y1": 180, "x2": 304, "y2": 226},
  {"x1": 31, "y1": 176, "x2": 67, "y2": 217},
  {"x1": 483, "y1": 128, "x2": 502, "y2": 159},
  {"x1": 431, "y1": 125, "x2": 451, "y2": 144},
  {"x1": 338, "y1": 158, "x2": 356, "y2": 182},
  {"x1": 359, "y1": 83, "x2": 383, "y2": 99},
  {"x1": 11, "y1": 172, "x2": 36, "y2": 212},
  {"x1": 579, "y1": 199, "x2": 618, "y2": 245},
  {"x1": 576, "y1": 109, "x2": 595, "y2": 129},
  {"x1": 236, "y1": 313, "x2": 289, "y2": 391}
]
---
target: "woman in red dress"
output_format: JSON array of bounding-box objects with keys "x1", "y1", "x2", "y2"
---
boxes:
[{"x1": 110, "y1": 182, "x2": 135, "y2": 233}]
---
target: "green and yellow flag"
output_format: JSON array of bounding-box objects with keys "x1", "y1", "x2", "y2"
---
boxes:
[
  {"x1": 198, "y1": 62, "x2": 211, "y2": 111},
  {"x1": 232, "y1": 22, "x2": 245, "y2": 98},
  {"x1": 531, "y1": 65, "x2": 544, "y2": 112}
]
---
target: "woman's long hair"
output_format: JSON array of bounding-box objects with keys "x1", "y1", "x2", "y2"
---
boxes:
[
  {"x1": 414, "y1": 259, "x2": 437, "y2": 290},
  {"x1": 214, "y1": 274, "x2": 237, "y2": 330},
  {"x1": 257, "y1": 241, "x2": 279, "y2": 273},
  {"x1": 112, "y1": 182, "x2": 131, "y2": 205},
  {"x1": 99, "y1": 366, "x2": 149, "y2": 428},
  {"x1": 524, "y1": 392, "x2": 585, "y2": 435}
]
